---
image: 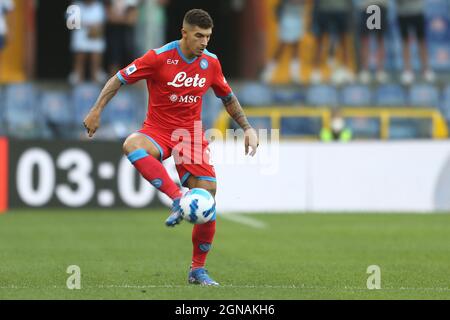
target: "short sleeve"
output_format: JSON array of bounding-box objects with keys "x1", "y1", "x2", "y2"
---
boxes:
[
  {"x1": 211, "y1": 59, "x2": 233, "y2": 100},
  {"x1": 117, "y1": 50, "x2": 158, "y2": 85}
]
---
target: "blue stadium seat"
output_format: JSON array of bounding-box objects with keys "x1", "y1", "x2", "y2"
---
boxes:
[
  {"x1": 235, "y1": 82, "x2": 273, "y2": 106},
  {"x1": 272, "y1": 87, "x2": 305, "y2": 105},
  {"x1": 409, "y1": 84, "x2": 440, "y2": 108},
  {"x1": 72, "y1": 83, "x2": 101, "y2": 136},
  {"x1": 306, "y1": 85, "x2": 338, "y2": 107},
  {"x1": 440, "y1": 85, "x2": 450, "y2": 120},
  {"x1": 0, "y1": 86, "x2": 4, "y2": 135},
  {"x1": 425, "y1": 0, "x2": 450, "y2": 17},
  {"x1": 375, "y1": 84, "x2": 406, "y2": 106},
  {"x1": 280, "y1": 117, "x2": 322, "y2": 136},
  {"x1": 4, "y1": 83, "x2": 41, "y2": 138},
  {"x1": 426, "y1": 15, "x2": 449, "y2": 42},
  {"x1": 429, "y1": 43, "x2": 450, "y2": 71},
  {"x1": 443, "y1": 84, "x2": 450, "y2": 99},
  {"x1": 202, "y1": 89, "x2": 223, "y2": 130},
  {"x1": 389, "y1": 118, "x2": 433, "y2": 139},
  {"x1": 346, "y1": 117, "x2": 381, "y2": 139},
  {"x1": 102, "y1": 88, "x2": 139, "y2": 139},
  {"x1": 73, "y1": 83, "x2": 101, "y2": 123},
  {"x1": 40, "y1": 90, "x2": 73, "y2": 138},
  {"x1": 247, "y1": 116, "x2": 272, "y2": 131},
  {"x1": 340, "y1": 84, "x2": 372, "y2": 106},
  {"x1": 134, "y1": 88, "x2": 148, "y2": 122}
]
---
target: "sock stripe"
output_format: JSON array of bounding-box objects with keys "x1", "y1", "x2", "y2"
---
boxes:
[{"x1": 127, "y1": 149, "x2": 149, "y2": 164}]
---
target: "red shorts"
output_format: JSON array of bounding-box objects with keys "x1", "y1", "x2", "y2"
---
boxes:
[{"x1": 137, "y1": 126, "x2": 216, "y2": 187}]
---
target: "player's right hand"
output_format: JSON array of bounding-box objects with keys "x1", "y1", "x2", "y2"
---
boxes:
[{"x1": 83, "y1": 109, "x2": 101, "y2": 138}]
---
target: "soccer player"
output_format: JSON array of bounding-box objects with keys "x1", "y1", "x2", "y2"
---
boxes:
[{"x1": 83, "y1": 9, "x2": 259, "y2": 286}]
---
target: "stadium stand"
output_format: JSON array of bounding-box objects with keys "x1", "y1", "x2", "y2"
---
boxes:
[
  {"x1": 4, "y1": 83, "x2": 41, "y2": 138},
  {"x1": 306, "y1": 85, "x2": 338, "y2": 107},
  {"x1": 235, "y1": 82, "x2": 274, "y2": 106},
  {"x1": 72, "y1": 83, "x2": 102, "y2": 137},
  {"x1": 340, "y1": 84, "x2": 372, "y2": 107},
  {"x1": 345, "y1": 117, "x2": 381, "y2": 139},
  {"x1": 389, "y1": 118, "x2": 433, "y2": 139},
  {"x1": 101, "y1": 89, "x2": 140, "y2": 140},
  {"x1": 375, "y1": 84, "x2": 407, "y2": 106},
  {"x1": 440, "y1": 84, "x2": 450, "y2": 121},
  {"x1": 272, "y1": 86, "x2": 305, "y2": 105},
  {"x1": 281, "y1": 117, "x2": 322, "y2": 137},
  {"x1": 409, "y1": 83, "x2": 440, "y2": 108},
  {"x1": 0, "y1": 86, "x2": 4, "y2": 135},
  {"x1": 40, "y1": 90, "x2": 74, "y2": 139}
]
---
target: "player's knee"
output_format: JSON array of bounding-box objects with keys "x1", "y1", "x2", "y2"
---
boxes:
[{"x1": 122, "y1": 138, "x2": 140, "y2": 155}]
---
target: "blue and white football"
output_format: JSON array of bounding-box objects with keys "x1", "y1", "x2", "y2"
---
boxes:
[{"x1": 180, "y1": 188, "x2": 216, "y2": 224}]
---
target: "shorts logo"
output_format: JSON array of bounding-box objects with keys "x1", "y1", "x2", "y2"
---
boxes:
[
  {"x1": 125, "y1": 64, "x2": 137, "y2": 76},
  {"x1": 169, "y1": 94, "x2": 178, "y2": 102},
  {"x1": 200, "y1": 59, "x2": 208, "y2": 70}
]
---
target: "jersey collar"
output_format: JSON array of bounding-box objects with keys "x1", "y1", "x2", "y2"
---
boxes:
[{"x1": 176, "y1": 40, "x2": 199, "y2": 64}]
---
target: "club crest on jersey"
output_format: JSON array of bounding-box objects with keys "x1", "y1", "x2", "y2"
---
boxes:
[
  {"x1": 167, "y1": 72, "x2": 206, "y2": 88},
  {"x1": 169, "y1": 94, "x2": 178, "y2": 102},
  {"x1": 200, "y1": 59, "x2": 208, "y2": 70},
  {"x1": 125, "y1": 64, "x2": 137, "y2": 76}
]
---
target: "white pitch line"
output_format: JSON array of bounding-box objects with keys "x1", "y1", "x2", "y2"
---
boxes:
[
  {"x1": 2, "y1": 284, "x2": 450, "y2": 292},
  {"x1": 219, "y1": 214, "x2": 267, "y2": 229}
]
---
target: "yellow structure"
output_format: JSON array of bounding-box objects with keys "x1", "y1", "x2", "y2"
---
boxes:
[
  {"x1": 263, "y1": 0, "x2": 356, "y2": 84},
  {"x1": 0, "y1": 0, "x2": 26, "y2": 83},
  {"x1": 214, "y1": 107, "x2": 449, "y2": 140}
]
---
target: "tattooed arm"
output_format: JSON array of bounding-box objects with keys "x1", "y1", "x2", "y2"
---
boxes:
[
  {"x1": 222, "y1": 95, "x2": 259, "y2": 156},
  {"x1": 83, "y1": 75, "x2": 122, "y2": 137}
]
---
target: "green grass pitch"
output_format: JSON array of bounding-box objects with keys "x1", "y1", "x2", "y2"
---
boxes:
[{"x1": 0, "y1": 210, "x2": 449, "y2": 299}]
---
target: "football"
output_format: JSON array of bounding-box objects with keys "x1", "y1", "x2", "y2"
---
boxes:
[{"x1": 179, "y1": 188, "x2": 216, "y2": 224}]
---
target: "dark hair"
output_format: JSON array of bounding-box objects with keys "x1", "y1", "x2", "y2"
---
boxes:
[{"x1": 183, "y1": 9, "x2": 214, "y2": 29}]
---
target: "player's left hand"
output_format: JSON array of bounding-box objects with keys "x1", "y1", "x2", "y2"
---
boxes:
[
  {"x1": 244, "y1": 128, "x2": 259, "y2": 156},
  {"x1": 83, "y1": 109, "x2": 101, "y2": 138}
]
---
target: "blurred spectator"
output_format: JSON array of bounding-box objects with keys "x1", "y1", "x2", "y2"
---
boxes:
[
  {"x1": 105, "y1": 0, "x2": 139, "y2": 76},
  {"x1": 396, "y1": 0, "x2": 435, "y2": 85},
  {"x1": 261, "y1": 0, "x2": 305, "y2": 84},
  {"x1": 135, "y1": 0, "x2": 169, "y2": 56},
  {"x1": 68, "y1": 0, "x2": 107, "y2": 85},
  {"x1": 311, "y1": 0, "x2": 354, "y2": 85},
  {"x1": 0, "y1": 0, "x2": 14, "y2": 68},
  {"x1": 357, "y1": 0, "x2": 389, "y2": 84},
  {"x1": 320, "y1": 108, "x2": 352, "y2": 142}
]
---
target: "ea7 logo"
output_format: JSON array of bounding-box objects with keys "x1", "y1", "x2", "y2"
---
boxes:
[{"x1": 167, "y1": 59, "x2": 179, "y2": 65}]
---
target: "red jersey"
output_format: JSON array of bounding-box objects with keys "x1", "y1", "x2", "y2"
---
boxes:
[{"x1": 117, "y1": 40, "x2": 233, "y2": 131}]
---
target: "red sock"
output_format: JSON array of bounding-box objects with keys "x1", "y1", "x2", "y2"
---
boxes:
[
  {"x1": 191, "y1": 220, "x2": 216, "y2": 269},
  {"x1": 128, "y1": 149, "x2": 182, "y2": 200}
]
